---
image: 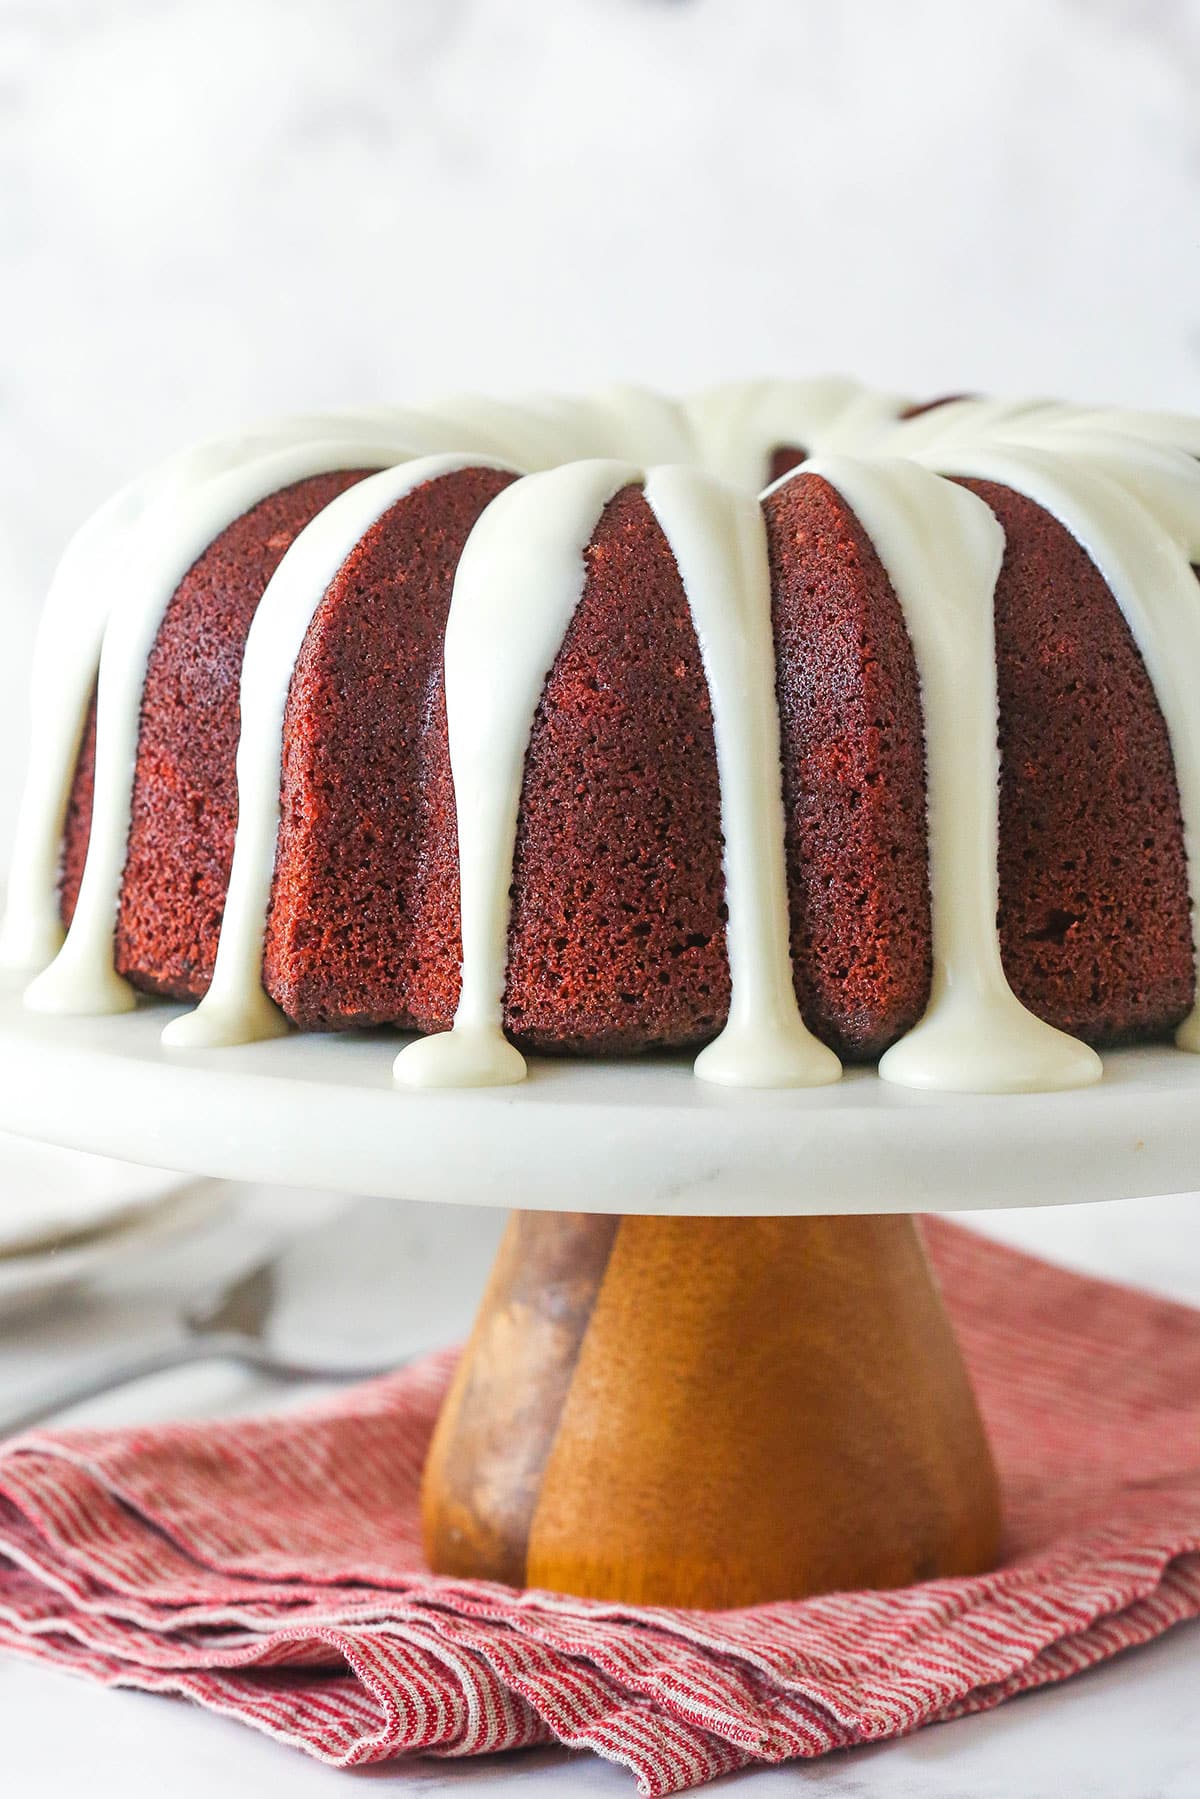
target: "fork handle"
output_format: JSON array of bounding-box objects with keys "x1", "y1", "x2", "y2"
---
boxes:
[{"x1": 0, "y1": 1333, "x2": 248, "y2": 1439}]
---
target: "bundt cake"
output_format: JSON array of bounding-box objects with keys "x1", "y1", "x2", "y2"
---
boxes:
[{"x1": 5, "y1": 381, "x2": 1200, "y2": 1094}]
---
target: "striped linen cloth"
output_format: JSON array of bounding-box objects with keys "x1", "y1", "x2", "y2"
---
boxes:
[{"x1": 0, "y1": 1217, "x2": 1198, "y2": 1793}]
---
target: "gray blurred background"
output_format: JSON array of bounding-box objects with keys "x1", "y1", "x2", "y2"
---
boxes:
[{"x1": 2, "y1": 0, "x2": 1198, "y2": 841}]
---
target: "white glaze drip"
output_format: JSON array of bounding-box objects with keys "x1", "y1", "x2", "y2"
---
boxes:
[
  {"x1": 12, "y1": 382, "x2": 1200, "y2": 1097},
  {"x1": 641, "y1": 466, "x2": 841, "y2": 1087},
  {"x1": 1031, "y1": 405, "x2": 1200, "y2": 459},
  {"x1": 0, "y1": 409, "x2": 482, "y2": 980},
  {"x1": 879, "y1": 396, "x2": 1058, "y2": 456},
  {"x1": 905, "y1": 439, "x2": 1200, "y2": 1055},
  {"x1": 23, "y1": 436, "x2": 423, "y2": 1018},
  {"x1": 0, "y1": 482, "x2": 144, "y2": 975},
  {"x1": 394, "y1": 460, "x2": 640, "y2": 1089},
  {"x1": 418, "y1": 394, "x2": 580, "y2": 471},
  {"x1": 164, "y1": 454, "x2": 520, "y2": 1051},
  {"x1": 685, "y1": 378, "x2": 865, "y2": 488},
  {"x1": 801, "y1": 386, "x2": 923, "y2": 456},
  {"x1": 791, "y1": 456, "x2": 1101, "y2": 1093},
  {"x1": 587, "y1": 386, "x2": 701, "y2": 466}
]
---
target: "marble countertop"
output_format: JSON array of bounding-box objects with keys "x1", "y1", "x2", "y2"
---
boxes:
[{"x1": 0, "y1": 1185, "x2": 1197, "y2": 1797}]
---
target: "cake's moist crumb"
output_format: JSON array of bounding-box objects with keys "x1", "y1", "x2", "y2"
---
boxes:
[
  {"x1": 73, "y1": 471, "x2": 375, "y2": 998},
  {"x1": 263, "y1": 466, "x2": 517, "y2": 1028},
  {"x1": 765, "y1": 473, "x2": 933, "y2": 1058}
]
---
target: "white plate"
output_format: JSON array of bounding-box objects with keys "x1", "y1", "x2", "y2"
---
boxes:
[
  {"x1": 0, "y1": 982, "x2": 1197, "y2": 1214},
  {"x1": 0, "y1": 1174, "x2": 226, "y2": 1318}
]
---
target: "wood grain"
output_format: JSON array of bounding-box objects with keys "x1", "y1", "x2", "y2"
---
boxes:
[
  {"x1": 423, "y1": 1210, "x2": 1001, "y2": 1608},
  {"x1": 421, "y1": 1210, "x2": 618, "y2": 1583}
]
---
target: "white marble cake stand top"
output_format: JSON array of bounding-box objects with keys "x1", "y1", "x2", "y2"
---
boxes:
[{"x1": 0, "y1": 984, "x2": 1195, "y2": 1213}]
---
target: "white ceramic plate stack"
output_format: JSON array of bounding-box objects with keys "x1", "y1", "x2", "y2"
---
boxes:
[{"x1": 0, "y1": 1135, "x2": 217, "y2": 1317}]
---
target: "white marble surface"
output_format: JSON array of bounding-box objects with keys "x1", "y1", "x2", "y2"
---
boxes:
[
  {"x1": 2, "y1": 0, "x2": 1200, "y2": 849},
  {"x1": 0, "y1": 1187, "x2": 1197, "y2": 1796},
  {"x1": 7, "y1": 989, "x2": 1200, "y2": 1215}
]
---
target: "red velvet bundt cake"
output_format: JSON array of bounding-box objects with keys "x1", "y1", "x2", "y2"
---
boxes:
[{"x1": 6, "y1": 381, "x2": 1200, "y2": 1094}]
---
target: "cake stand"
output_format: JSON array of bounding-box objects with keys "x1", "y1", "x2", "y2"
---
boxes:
[{"x1": 1, "y1": 978, "x2": 1197, "y2": 1610}]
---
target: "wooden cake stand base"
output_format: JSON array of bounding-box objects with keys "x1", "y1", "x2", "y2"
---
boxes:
[{"x1": 422, "y1": 1210, "x2": 1001, "y2": 1608}]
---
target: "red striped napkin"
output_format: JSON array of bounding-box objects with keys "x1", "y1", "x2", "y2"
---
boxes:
[{"x1": 1, "y1": 1218, "x2": 1198, "y2": 1793}]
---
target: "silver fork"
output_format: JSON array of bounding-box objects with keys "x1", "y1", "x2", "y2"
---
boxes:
[{"x1": 0, "y1": 1255, "x2": 405, "y2": 1438}]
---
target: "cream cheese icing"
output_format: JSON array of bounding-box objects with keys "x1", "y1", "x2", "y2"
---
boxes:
[{"x1": 7, "y1": 380, "x2": 1199, "y2": 1095}]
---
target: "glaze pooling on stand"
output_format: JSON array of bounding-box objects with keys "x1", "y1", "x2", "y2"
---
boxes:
[{"x1": 8, "y1": 380, "x2": 1200, "y2": 1094}]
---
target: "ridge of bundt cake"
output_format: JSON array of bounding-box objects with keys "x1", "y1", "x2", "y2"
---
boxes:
[
  {"x1": 764, "y1": 472, "x2": 932, "y2": 1059},
  {"x1": 964, "y1": 477, "x2": 1193, "y2": 1045},
  {"x1": 410, "y1": 480, "x2": 734, "y2": 1055},
  {"x1": 7, "y1": 381, "x2": 1200, "y2": 1096},
  {"x1": 264, "y1": 464, "x2": 518, "y2": 1031},
  {"x1": 63, "y1": 471, "x2": 374, "y2": 1000}
]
